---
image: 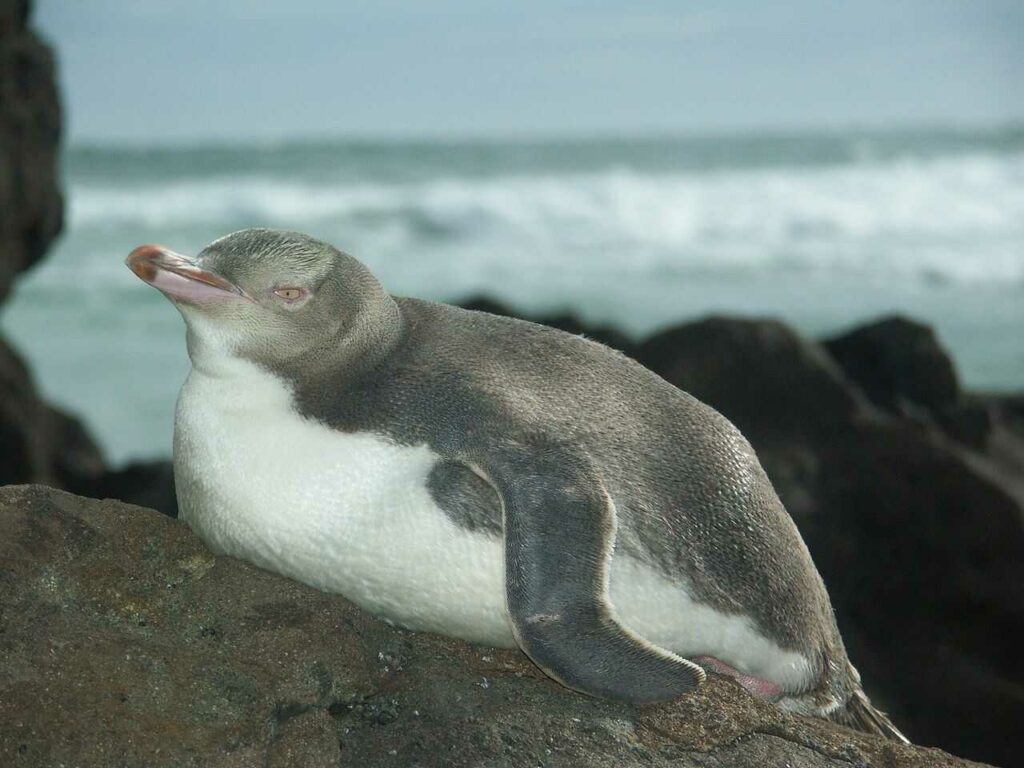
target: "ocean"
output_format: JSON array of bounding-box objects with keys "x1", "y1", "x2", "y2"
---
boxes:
[{"x1": 3, "y1": 128, "x2": 1022, "y2": 465}]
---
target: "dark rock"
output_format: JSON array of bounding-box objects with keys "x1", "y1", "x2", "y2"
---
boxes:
[
  {"x1": 0, "y1": 335, "x2": 181, "y2": 515},
  {"x1": 0, "y1": 0, "x2": 63, "y2": 301},
  {"x1": 0, "y1": 3, "x2": 179, "y2": 519},
  {"x1": 992, "y1": 394, "x2": 1024, "y2": 432},
  {"x1": 77, "y1": 459, "x2": 179, "y2": 518},
  {"x1": 637, "y1": 316, "x2": 868, "y2": 444},
  {"x1": 637, "y1": 314, "x2": 1024, "y2": 767},
  {"x1": 0, "y1": 336, "x2": 105, "y2": 488},
  {"x1": 938, "y1": 396, "x2": 997, "y2": 451},
  {"x1": 0, "y1": 2, "x2": 103, "y2": 493},
  {"x1": 0, "y1": 485, "x2": 986, "y2": 767},
  {"x1": 823, "y1": 315, "x2": 960, "y2": 416},
  {"x1": 961, "y1": 394, "x2": 1024, "y2": 505}
]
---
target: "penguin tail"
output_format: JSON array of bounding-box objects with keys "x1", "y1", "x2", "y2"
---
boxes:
[{"x1": 829, "y1": 688, "x2": 910, "y2": 744}]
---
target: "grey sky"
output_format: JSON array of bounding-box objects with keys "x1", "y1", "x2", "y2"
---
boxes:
[{"x1": 36, "y1": 0, "x2": 1023, "y2": 145}]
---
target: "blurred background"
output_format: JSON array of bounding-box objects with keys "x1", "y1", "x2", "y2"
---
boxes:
[
  {"x1": 4, "y1": 0, "x2": 1022, "y2": 462},
  {"x1": 1, "y1": 1, "x2": 1021, "y2": 765}
]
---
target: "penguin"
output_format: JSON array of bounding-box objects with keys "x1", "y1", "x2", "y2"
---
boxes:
[{"x1": 126, "y1": 228, "x2": 906, "y2": 741}]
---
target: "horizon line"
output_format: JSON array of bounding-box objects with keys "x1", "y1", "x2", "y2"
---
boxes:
[{"x1": 65, "y1": 119, "x2": 1024, "y2": 154}]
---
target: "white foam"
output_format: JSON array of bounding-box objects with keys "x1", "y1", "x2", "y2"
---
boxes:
[{"x1": 67, "y1": 151, "x2": 1024, "y2": 285}]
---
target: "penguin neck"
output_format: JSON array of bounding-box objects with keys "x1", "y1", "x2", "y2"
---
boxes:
[
  {"x1": 295, "y1": 287, "x2": 405, "y2": 383},
  {"x1": 182, "y1": 288, "x2": 404, "y2": 400}
]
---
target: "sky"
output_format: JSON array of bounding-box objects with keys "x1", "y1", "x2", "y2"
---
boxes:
[{"x1": 36, "y1": 0, "x2": 1024, "y2": 145}]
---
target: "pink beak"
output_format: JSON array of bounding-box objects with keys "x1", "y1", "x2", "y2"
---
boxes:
[{"x1": 125, "y1": 245, "x2": 251, "y2": 304}]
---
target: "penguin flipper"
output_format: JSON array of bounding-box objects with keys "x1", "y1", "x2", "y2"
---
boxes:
[{"x1": 476, "y1": 443, "x2": 705, "y2": 703}]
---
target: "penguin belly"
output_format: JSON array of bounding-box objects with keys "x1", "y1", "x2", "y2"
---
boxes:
[{"x1": 174, "y1": 359, "x2": 516, "y2": 647}]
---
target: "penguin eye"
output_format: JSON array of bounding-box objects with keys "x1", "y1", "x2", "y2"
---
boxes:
[{"x1": 273, "y1": 286, "x2": 307, "y2": 303}]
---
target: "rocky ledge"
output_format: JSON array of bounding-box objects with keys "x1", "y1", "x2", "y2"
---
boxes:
[{"x1": 0, "y1": 485, "x2": 989, "y2": 768}]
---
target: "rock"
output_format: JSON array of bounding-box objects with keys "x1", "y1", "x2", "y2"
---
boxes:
[
  {"x1": 0, "y1": 0, "x2": 63, "y2": 302},
  {"x1": 0, "y1": 8, "x2": 1014, "y2": 762},
  {"x1": 0, "y1": 333, "x2": 180, "y2": 515},
  {"x1": 0, "y1": 2, "x2": 181, "y2": 519},
  {"x1": 637, "y1": 316, "x2": 868, "y2": 444},
  {"x1": 0, "y1": 1, "x2": 104, "y2": 493},
  {"x1": 823, "y1": 315, "x2": 960, "y2": 416},
  {"x1": 76, "y1": 459, "x2": 179, "y2": 518},
  {"x1": 0, "y1": 336, "x2": 106, "y2": 489},
  {"x1": 938, "y1": 396, "x2": 998, "y2": 451},
  {"x1": 0, "y1": 0, "x2": 96, "y2": 485},
  {"x1": 0, "y1": 485, "x2": 985, "y2": 768},
  {"x1": 636, "y1": 314, "x2": 1024, "y2": 768},
  {"x1": 807, "y1": 419, "x2": 1024, "y2": 764}
]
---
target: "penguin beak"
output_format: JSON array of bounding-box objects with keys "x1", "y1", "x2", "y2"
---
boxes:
[{"x1": 126, "y1": 245, "x2": 252, "y2": 304}]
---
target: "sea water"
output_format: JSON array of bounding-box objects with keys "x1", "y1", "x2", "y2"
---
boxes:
[{"x1": 2, "y1": 128, "x2": 1022, "y2": 464}]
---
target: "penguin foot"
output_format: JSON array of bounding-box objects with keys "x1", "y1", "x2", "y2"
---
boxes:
[{"x1": 692, "y1": 655, "x2": 783, "y2": 701}]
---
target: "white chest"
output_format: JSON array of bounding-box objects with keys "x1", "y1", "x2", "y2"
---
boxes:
[{"x1": 173, "y1": 357, "x2": 514, "y2": 647}]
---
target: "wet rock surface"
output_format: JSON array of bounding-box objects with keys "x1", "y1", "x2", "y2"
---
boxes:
[{"x1": 0, "y1": 485, "x2": 989, "y2": 768}]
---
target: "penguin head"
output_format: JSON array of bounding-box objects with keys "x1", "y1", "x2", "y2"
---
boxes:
[{"x1": 126, "y1": 228, "x2": 391, "y2": 369}]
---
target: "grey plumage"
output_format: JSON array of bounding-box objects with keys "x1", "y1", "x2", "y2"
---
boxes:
[{"x1": 155, "y1": 228, "x2": 905, "y2": 738}]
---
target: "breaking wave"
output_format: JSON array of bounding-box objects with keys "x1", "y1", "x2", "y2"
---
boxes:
[{"x1": 69, "y1": 149, "x2": 1024, "y2": 285}]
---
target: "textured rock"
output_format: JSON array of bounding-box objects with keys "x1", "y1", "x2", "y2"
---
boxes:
[
  {"x1": 0, "y1": 0, "x2": 63, "y2": 302},
  {"x1": 0, "y1": 485, "x2": 987, "y2": 768}
]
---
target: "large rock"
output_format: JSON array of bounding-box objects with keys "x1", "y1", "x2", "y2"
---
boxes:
[
  {"x1": 0, "y1": 485, "x2": 984, "y2": 768},
  {"x1": 637, "y1": 316, "x2": 868, "y2": 443},
  {"x1": 823, "y1": 315, "x2": 960, "y2": 416},
  {"x1": 0, "y1": 1, "x2": 99, "y2": 491},
  {"x1": 636, "y1": 315, "x2": 1024, "y2": 768},
  {"x1": 0, "y1": 0, "x2": 63, "y2": 302}
]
